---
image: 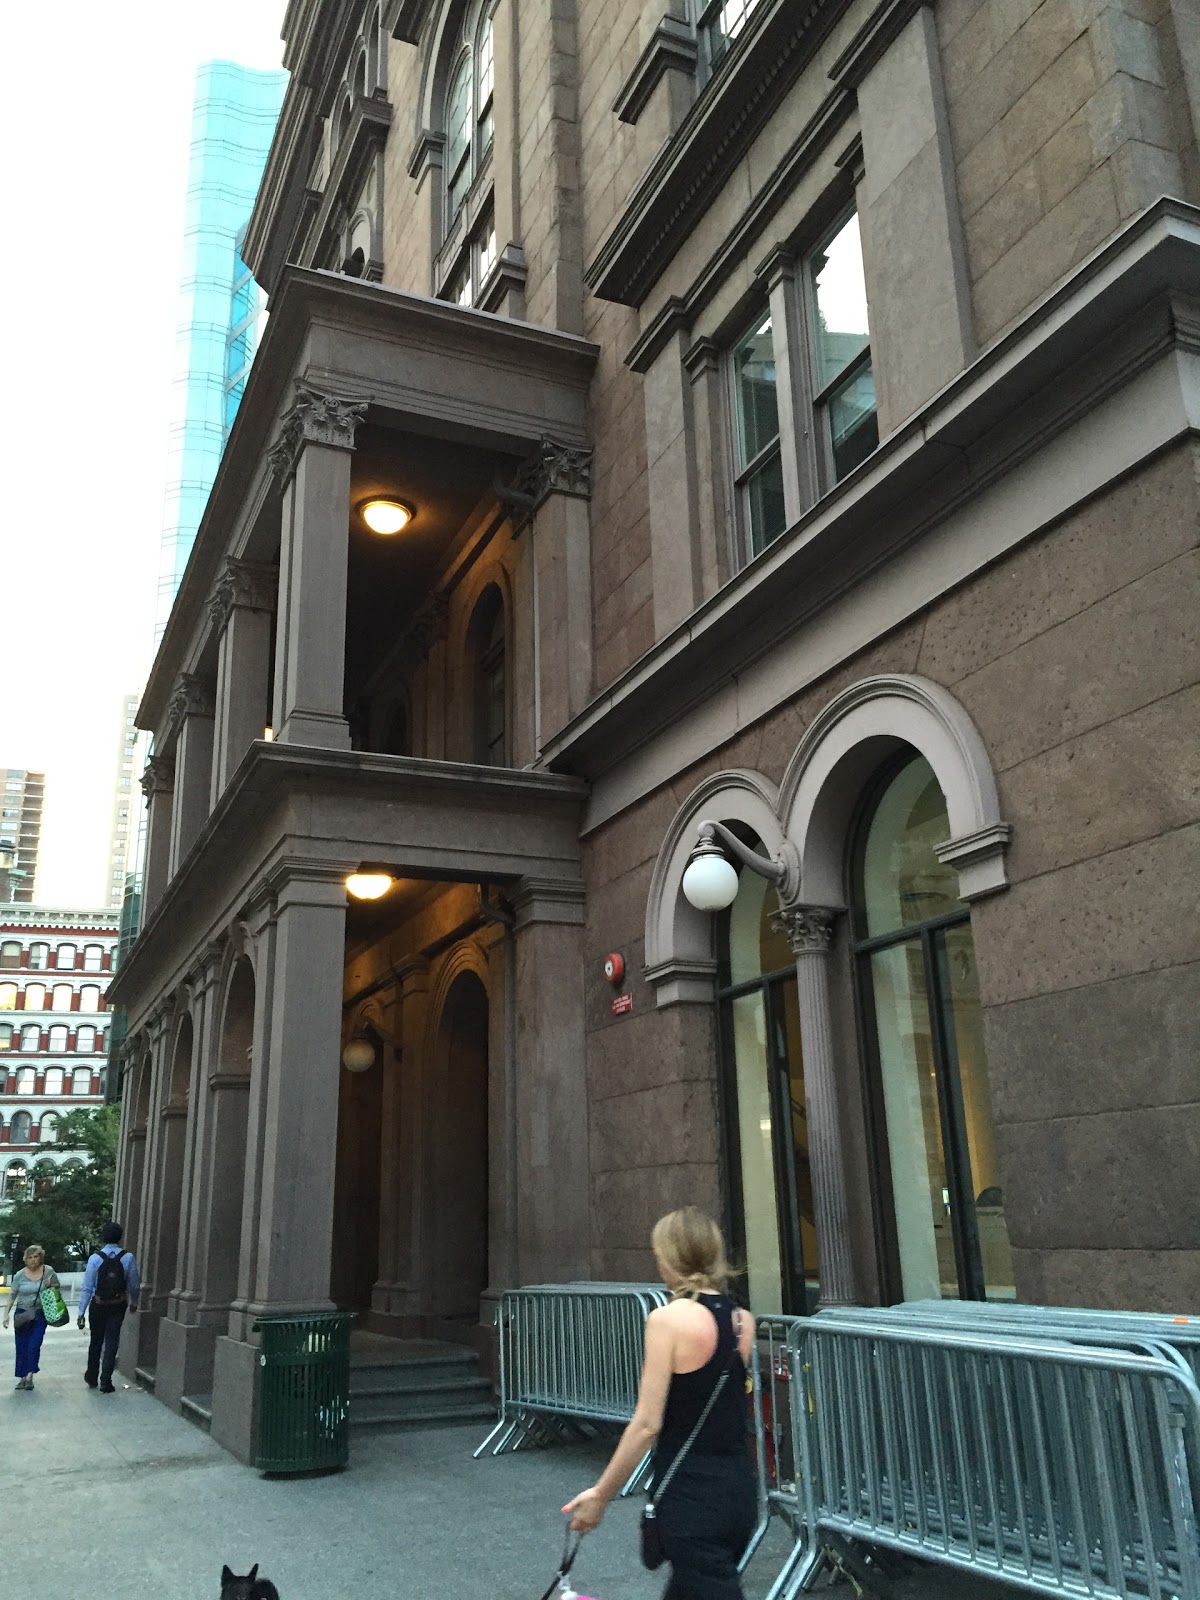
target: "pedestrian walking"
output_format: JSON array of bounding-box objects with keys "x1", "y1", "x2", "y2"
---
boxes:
[
  {"x1": 564, "y1": 1207, "x2": 756, "y2": 1599},
  {"x1": 77, "y1": 1220, "x2": 140, "y2": 1393},
  {"x1": 3, "y1": 1244, "x2": 63, "y2": 1390}
]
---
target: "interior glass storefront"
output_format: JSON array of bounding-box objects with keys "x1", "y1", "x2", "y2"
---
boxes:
[{"x1": 716, "y1": 752, "x2": 1014, "y2": 1310}]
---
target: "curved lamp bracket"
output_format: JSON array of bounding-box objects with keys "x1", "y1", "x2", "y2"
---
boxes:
[{"x1": 696, "y1": 820, "x2": 802, "y2": 907}]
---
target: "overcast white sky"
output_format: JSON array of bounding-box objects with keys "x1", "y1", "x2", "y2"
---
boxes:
[{"x1": 0, "y1": 2, "x2": 287, "y2": 909}]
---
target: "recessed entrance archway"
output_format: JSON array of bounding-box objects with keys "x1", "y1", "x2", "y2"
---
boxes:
[{"x1": 427, "y1": 966, "x2": 489, "y2": 1324}]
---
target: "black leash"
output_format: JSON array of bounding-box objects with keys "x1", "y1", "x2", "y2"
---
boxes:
[{"x1": 537, "y1": 1527, "x2": 581, "y2": 1600}]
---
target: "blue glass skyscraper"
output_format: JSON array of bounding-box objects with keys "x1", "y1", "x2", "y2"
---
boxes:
[{"x1": 157, "y1": 61, "x2": 287, "y2": 636}]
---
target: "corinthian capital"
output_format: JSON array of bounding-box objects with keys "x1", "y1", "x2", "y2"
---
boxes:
[
  {"x1": 771, "y1": 906, "x2": 837, "y2": 957},
  {"x1": 140, "y1": 754, "x2": 175, "y2": 800},
  {"x1": 498, "y1": 437, "x2": 593, "y2": 530},
  {"x1": 207, "y1": 558, "x2": 278, "y2": 633},
  {"x1": 168, "y1": 673, "x2": 216, "y2": 729},
  {"x1": 267, "y1": 382, "x2": 369, "y2": 485}
]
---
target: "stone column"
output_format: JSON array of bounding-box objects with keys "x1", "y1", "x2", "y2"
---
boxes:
[
  {"x1": 773, "y1": 906, "x2": 859, "y2": 1307},
  {"x1": 509, "y1": 442, "x2": 593, "y2": 752},
  {"x1": 511, "y1": 878, "x2": 589, "y2": 1283},
  {"x1": 167, "y1": 951, "x2": 222, "y2": 1323},
  {"x1": 248, "y1": 870, "x2": 347, "y2": 1310},
  {"x1": 167, "y1": 676, "x2": 216, "y2": 878},
  {"x1": 139, "y1": 757, "x2": 175, "y2": 921},
  {"x1": 372, "y1": 958, "x2": 428, "y2": 1321},
  {"x1": 208, "y1": 559, "x2": 277, "y2": 803},
  {"x1": 268, "y1": 384, "x2": 366, "y2": 750},
  {"x1": 645, "y1": 327, "x2": 703, "y2": 639}
]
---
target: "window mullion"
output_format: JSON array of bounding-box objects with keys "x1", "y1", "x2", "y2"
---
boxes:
[{"x1": 763, "y1": 252, "x2": 817, "y2": 521}]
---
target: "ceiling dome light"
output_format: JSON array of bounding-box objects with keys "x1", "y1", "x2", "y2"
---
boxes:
[
  {"x1": 360, "y1": 498, "x2": 413, "y2": 535},
  {"x1": 345, "y1": 872, "x2": 394, "y2": 901}
]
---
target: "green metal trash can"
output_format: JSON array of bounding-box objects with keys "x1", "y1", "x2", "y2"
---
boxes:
[{"x1": 253, "y1": 1311, "x2": 355, "y2": 1473}]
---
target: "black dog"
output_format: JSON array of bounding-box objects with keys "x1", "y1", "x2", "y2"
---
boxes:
[{"x1": 220, "y1": 1565, "x2": 280, "y2": 1600}]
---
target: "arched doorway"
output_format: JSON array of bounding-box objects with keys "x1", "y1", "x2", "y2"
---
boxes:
[
  {"x1": 852, "y1": 753, "x2": 1013, "y2": 1301},
  {"x1": 717, "y1": 833, "x2": 818, "y2": 1315},
  {"x1": 203, "y1": 958, "x2": 254, "y2": 1311},
  {"x1": 428, "y1": 969, "x2": 489, "y2": 1322}
]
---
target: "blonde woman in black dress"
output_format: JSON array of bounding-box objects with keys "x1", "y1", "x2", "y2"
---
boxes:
[{"x1": 565, "y1": 1208, "x2": 756, "y2": 1598}]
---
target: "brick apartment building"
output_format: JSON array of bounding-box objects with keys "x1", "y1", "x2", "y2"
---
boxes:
[
  {"x1": 108, "y1": 0, "x2": 1199, "y2": 1458},
  {"x1": 1, "y1": 910, "x2": 117, "y2": 1219}
]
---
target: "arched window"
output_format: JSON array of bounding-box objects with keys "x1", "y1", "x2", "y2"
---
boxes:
[
  {"x1": 0, "y1": 940, "x2": 20, "y2": 969},
  {"x1": 716, "y1": 835, "x2": 816, "y2": 1315},
  {"x1": 55, "y1": 943, "x2": 77, "y2": 969},
  {"x1": 79, "y1": 985, "x2": 101, "y2": 1014},
  {"x1": 0, "y1": 983, "x2": 16, "y2": 1010},
  {"x1": 443, "y1": 0, "x2": 495, "y2": 227},
  {"x1": 75, "y1": 1025, "x2": 96, "y2": 1052},
  {"x1": 33, "y1": 1158, "x2": 56, "y2": 1195},
  {"x1": 72, "y1": 1067, "x2": 93, "y2": 1096},
  {"x1": 47, "y1": 1026, "x2": 69, "y2": 1052},
  {"x1": 21, "y1": 1024, "x2": 40, "y2": 1051},
  {"x1": 381, "y1": 697, "x2": 410, "y2": 757},
  {"x1": 0, "y1": 1023, "x2": 12, "y2": 1051},
  {"x1": 83, "y1": 944, "x2": 104, "y2": 972},
  {"x1": 43, "y1": 1067, "x2": 64, "y2": 1096},
  {"x1": 9, "y1": 1112, "x2": 32, "y2": 1145},
  {"x1": 51, "y1": 982, "x2": 73, "y2": 1012},
  {"x1": 469, "y1": 585, "x2": 506, "y2": 765},
  {"x1": 23, "y1": 982, "x2": 46, "y2": 1012},
  {"x1": 28, "y1": 942, "x2": 49, "y2": 970},
  {"x1": 4, "y1": 1161, "x2": 29, "y2": 1197},
  {"x1": 852, "y1": 753, "x2": 1013, "y2": 1302},
  {"x1": 16, "y1": 1066, "x2": 36, "y2": 1094}
]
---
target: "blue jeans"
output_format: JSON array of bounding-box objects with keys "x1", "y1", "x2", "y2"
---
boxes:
[{"x1": 14, "y1": 1312, "x2": 47, "y2": 1377}]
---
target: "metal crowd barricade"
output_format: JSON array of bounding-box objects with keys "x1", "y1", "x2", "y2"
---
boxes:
[
  {"x1": 880, "y1": 1300, "x2": 1200, "y2": 1388},
  {"x1": 475, "y1": 1283, "x2": 669, "y2": 1492},
  {"x1": 768, "y1": 1316, "x2": 1200, "y2": 1600}
]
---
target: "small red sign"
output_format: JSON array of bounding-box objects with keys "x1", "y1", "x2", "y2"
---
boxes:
[{"x1": 611, "y1": 993, "x2": 633, "y2": 1016}]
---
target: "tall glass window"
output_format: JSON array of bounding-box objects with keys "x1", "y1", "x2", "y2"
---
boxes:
[
  {"x1": 23, "y1": 983, "x2": 46, "y2": 1012},
  {"x1": 47, "y1": 1026, "x2": 69, "y2": 1052},
  {"x1": 0, "y1": 1023, "x2": 12, "y2": 1050},
  {"x1": 51, "y1": 983, "x2": 73, "y2": 1012},
  {"x1": 853, "y1": 754, "x2": 1013, "y2": 1301},
  {"x1": 0, "y1": 941, "x2": 20, "y2": 969},
  {"x1": 55, "y1": 943, "x2": 77, "y2": 969},
  {"x1": 79, "y1": 986, "x2": 101, "y2": 1014},
  {"x1": 443, "y1": 1, "x2": 496, "y2": 229},
  {"x1": 28, "y1": 943, "x2": 49, "y2": 969},
  {"x1": 696, "y1": 0, "x2": 765, "y2": 70},
  {"x1": 717, "y1": 841, "x2": 817, "y2": 1313},
  {"x1": 809, "y1": 213, "x2": 878, "y2": 482},
  {"x1": 21, "y1": 1024, "x2": 40, "y2": 1051},
  {"x1": 731, "y1": 313, "x2": 786, "y2": 558},
  {"x1": 0, "y1": 983, "x2": 16, "y2": 1010}
]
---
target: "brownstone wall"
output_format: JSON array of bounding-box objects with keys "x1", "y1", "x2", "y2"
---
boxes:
[
  {"x1": 938, "y1": 0, "x2": 1193, "y2": 345},
  {"x1": 584, "y1": 440, "x2": 1200, "y2": 1307}
]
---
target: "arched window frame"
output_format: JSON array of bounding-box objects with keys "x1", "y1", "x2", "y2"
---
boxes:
[
  {"x1": 83, "y1": 944, "x2": 104, "y2": 972},
  {"x1": 4, "y1": 1160, "x2": 29, "y2": 1196},
  {"x1": 55, "y1": 943, "x2": 77, "y2": 969},
  {"x1": 43, "y1": 1067, "x2": 64, "y2": 1096},
  {"x1": 0, "y1": 940, "x2": 20, "y2": 970},
  {"x1": 28, "y1": 943, "x2": 49, "y2": 970},
  {"x1": 75, "y1": 1024, "x2": 97, "y2": 1053},
  {"x1": 47, "y1": 1025, "x2": 69, "y2": 1052},
  {"x1": 0, "y1": 1022, "x2": 12, "y2": 1051},
  {"x1": 20, "y1": 1023, "x2": 40, "y2": 1051},
  {"x1": 437, "y1": 0, "x2": 498, "y2": 298},
  {"x1": 78, "y1": 985, "x2": 101, "y2": 1014},
  {"x1": 16, "y1": 1066, "x2": 36, "y2": 1094},
  {"x1": 10, "y1": 1111, "x2": 32, "y2": 1144},
  {"x1": 72, "y1": 1066, "x2": 93, "y2": 1096},
  {"x1": 23, "y1": 982, "x2": 46, "y2": 1012},
  {"x1": 0, "y1": 982, "x2": 17, "y2": 1011},
  {"x1": 51, "y1": 982, "x2": 73, "y2": 1012}
]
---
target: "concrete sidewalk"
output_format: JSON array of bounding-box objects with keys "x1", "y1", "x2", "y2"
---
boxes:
[{"x1": 0, "y1": 1324, "x2": 1010, "y2": 1599}]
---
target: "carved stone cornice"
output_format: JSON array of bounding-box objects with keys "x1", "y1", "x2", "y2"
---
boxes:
[
  {"x1": 499, "y1": 438, "x2": 594, "y2": 531},
  {"x1": 407, "y1": 128, "x2": 446, "y2": 182},
  {"x1": 207, "y1": 559, "x2": 278, "y2": 634},
  {"x1": 771, "y1": 905, "x2": 837, "y2": 956},
  {"x1": 267, "y1": 382, "x2": 368, "y2": 485},
  {"x1": 168, "y1": 674, "x2": 216, "y2": 729},
  {"x1": 140, "y1": 755, "x2": 175, "y2": 800}
]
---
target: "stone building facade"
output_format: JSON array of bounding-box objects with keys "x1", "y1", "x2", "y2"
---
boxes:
[{"x1": 109, "y1": 0, "x2": 1200, "y2": 1457}]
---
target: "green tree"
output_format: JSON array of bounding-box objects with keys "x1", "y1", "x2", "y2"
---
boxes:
[{"x1": 4, "y1": 1104, "x2": 120, "y2": 1270}]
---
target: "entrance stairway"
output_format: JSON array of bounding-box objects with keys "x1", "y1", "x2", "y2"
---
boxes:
[{"x1": 349, "y1": 1333, "x2": 495, "y2": 1432}]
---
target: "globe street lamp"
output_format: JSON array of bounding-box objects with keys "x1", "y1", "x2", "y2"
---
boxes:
[{"x1": 680, "y1": 820, "x2": 800, "y2": 912}]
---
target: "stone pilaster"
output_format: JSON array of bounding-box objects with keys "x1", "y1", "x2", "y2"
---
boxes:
[
  {"x1": 208, "y1": 559, "x2": 277, "y2": 803},
  {"x1": 166, "y1": 676, "x2": 216, "y2": 878},
  {"x1": 269, "y1": 384, "x2": 367, "y2": 751},
  {"x1": 139, "y1": 756, "x2": 175, "y2": 922},
  {"x1": 772, "y1": 905, "x2": 859, "y2": 1307}
]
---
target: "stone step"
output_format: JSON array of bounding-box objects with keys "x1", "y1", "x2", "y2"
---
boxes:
[
  {"x1": 180, "y1": 1392, "x2": 213, "y2": 1430},
  {"x1": 351, "y1": 1378, "x2": 493, "y2": 1422},
  {"x1": 134, "y1": 1366, "x2": 156, "y2": 1392},
  {"x1": 349, "y1": 1397, "x2": 498, "y2": 1431},
  {"x1": 350, "y1": 1365, "x2": 493, "y2": 1398}
]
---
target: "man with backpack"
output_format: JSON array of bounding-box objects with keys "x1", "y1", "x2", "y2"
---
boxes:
[{"x1": 77, "y1": 1220, "x2": 141, "y2": 1393}]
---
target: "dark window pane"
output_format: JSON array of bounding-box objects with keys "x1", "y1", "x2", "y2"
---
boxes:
[
  {"x1": 746, "y1": 450, "x2": 787, "y2": 557},
  {"x1": 829, "y1": 362, "x2": 879, "y2": 480}
]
